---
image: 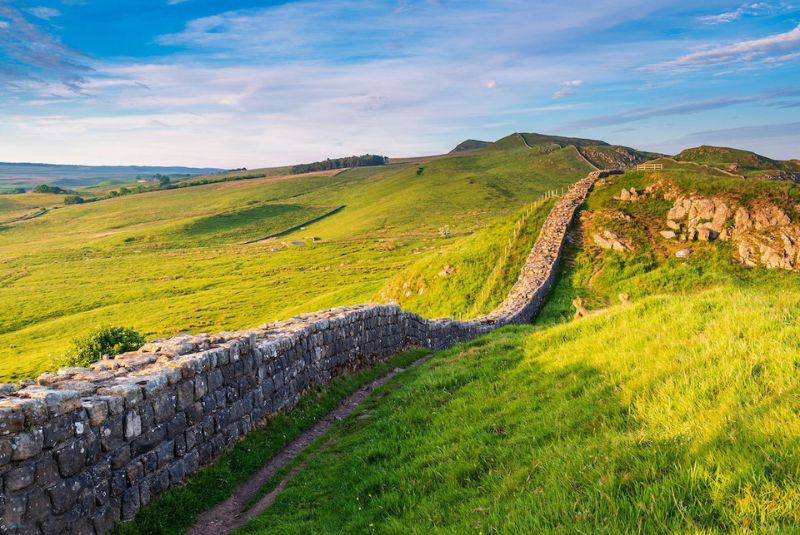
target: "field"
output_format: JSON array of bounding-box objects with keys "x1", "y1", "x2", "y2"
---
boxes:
[
  {"x1": 0, "y1": 138, "x2": 591, "y2": 380},
  {"x1": 237, "y1": 285, "x2": 800, "y2": 533},
  {"x1": 230, "y1": 161, "x2": 800, "y2": 534}
]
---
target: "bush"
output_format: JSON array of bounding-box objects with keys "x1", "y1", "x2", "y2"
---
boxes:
[
  {"x1": 57, "y1": 326, "x2": 146, "y2": 368},
  {"x1": 64, "y1": 195, "x2": 84, "y2": 205}
]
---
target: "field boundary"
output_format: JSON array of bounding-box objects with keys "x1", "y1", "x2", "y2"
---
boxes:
[
  {"x1": 242, "y1": 205, "x2": 345, "y2": 244},
  {"x1": 0, "y1": 170, "x2": 614, "y2": 534}
]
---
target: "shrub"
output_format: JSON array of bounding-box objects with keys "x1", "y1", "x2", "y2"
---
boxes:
[
  {"x1": 57, "y1": 326, "x2": 146, "y2": 368},
  {"x1": 64, "y1": 195, "x2": 84, "y2": 205}
]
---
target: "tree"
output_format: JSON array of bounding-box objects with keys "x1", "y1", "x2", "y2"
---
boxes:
[
  {"x1": 64, "y1": 195, "x2": 84, "y2": 205},
  {"x1": 56, "y1": 326, "x2": 146, "y2": 368},
  {"x1": 158, "y1": 175, "x2": 171, "y2": 186},
  {"x1": 34, "y1": 184, "x2": 55, "y2": 193}
]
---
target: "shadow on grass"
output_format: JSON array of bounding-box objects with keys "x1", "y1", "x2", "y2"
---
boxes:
[{"x1": 235, "y1": 324, "x2": 800, "y2": 533}]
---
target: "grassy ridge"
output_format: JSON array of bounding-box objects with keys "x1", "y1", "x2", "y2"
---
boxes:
[
  {"x1": 238, "y1": 284, "x2": 800, "y2": 533},
  {"x1": 0, "y1": 143, "x2": 589, "y2": 380}
]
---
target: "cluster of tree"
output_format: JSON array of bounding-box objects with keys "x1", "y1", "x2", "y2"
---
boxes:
[
  {"x1": 0, "y1": 187, "x2": 27, "y2": 194},
  {"x1": 64, "y1": 195, "x2": 85, "y2": 205},
  {"x1": 33, "y1": 184, "x2": 71, "y2": 194},
  {"x1": 291, "y1": 154, "x2": 387, "y2": 174}
]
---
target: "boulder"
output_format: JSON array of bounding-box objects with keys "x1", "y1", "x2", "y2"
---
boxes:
[
  {"x1": 675, "y1": 249, "x2": 692, "y2": 258},
  {"x1": 659, "y1": 230, "x2": 677, "y2": 240},
  {"x1": 592, "y1": 230, "x2": 629, "y2": 252},
  {"x1": 666, "y1": 219, "x2": 681, "y2": 231}
]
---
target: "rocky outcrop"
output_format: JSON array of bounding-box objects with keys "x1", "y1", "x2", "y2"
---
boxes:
[
  {"x1": 0, "y1": 170, "x2": 611, "y2": 534},
  {"x1": 663, "y1": 193, "x2": 800, "y2": 271},
  {"x1": 593, "y1": 229, "x2": 631, "y2": 251},
  {"x1": 733, "y1": 205, "x2": 799, "y2": 270},
  {"x1": 663, "y1": 195, "x2": 730, "y2": 242}
]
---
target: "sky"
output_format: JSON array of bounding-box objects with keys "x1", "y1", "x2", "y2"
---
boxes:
[{"x1": 0, "y1": 0, "x2": 798, "y2": 167}]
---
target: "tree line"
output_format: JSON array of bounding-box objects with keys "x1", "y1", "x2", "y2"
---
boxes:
[{"x1": 291, "y1": 154, "x2": 387, "y2": 174}]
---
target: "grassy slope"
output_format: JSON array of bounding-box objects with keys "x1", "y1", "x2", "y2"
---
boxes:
[
  {"x1": 0, "y1": 192, "x2": 67, "y2": 222},
  {"x1": 378, "y1": 197, "x2": 557, "y2": 319},
  {"x1": 238, "y1": 165, "x2": 800, "y2": 534},
  {"x1": 0, "y1": 143, "x2": 590, "y2": 380},
  {"x1": 239, "y1": 286, "x2": 800, "y2": 534}
]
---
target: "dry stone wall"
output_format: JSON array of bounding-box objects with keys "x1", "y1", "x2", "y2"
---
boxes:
[{"x1": 0, "y1": 170, "x2": 608, "y2": 534}]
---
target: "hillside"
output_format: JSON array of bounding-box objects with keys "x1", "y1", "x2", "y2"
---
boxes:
[
  {"x1": 674, "y1": 145, "x2": 800, "y2": 182},
  {"x1": 0, "y1": 136, "x2": 593, "y2": 380},
  {"x1": 228, "y1": 154, "x2": 800, "y2": 534},
  {"x1": 490, "y1": 132, "x2": 657, "y2": 169},
  {"x1": 4, "y1": 133, "x2": 800, "y2": 534},
  {"x1": 236, "y1": 284, "x2": 800, "y2": 533},
  {"x1": 450, "y1": 139, "x2": 492, "y2": 153}
]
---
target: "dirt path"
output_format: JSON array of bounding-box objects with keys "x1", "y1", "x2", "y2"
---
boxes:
[{"x1": 186, "y1": 354, "x2": 431, "y2": 535}]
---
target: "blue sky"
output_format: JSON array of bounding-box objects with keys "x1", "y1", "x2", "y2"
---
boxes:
[{"x1": 0, "y1": 0, "x2": 798, "y2": 167}]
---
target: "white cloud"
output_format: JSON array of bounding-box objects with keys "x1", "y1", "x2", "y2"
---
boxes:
[
  {"x1": 0, "y1": 20, "x2": 9, "y2": 29},
  {"x1": 485, "y1": 80, "x2": 497, "y2": 89},
  {"x1": 653, "y1": 24, "x2": 800, "y2": 71},
  {"x1": 552, "y1": 79, "x2": 583, "y2": 99},
  {"x1": 26, "y1": 6, "x2": 61, "y2": 20},
  {"x1": 698, "y1": 2, "x2": 776, "y2": 24}
]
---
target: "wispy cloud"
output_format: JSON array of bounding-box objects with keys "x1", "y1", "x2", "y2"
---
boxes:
[
  {"x1": 652, "y1": 24, "x2": 800, "y2": 71},
  {"x1": 25, "y1": 6, "x2": 60, "y2": 20},
  {"x1": 697, "y1": 2, "x2": 771, "y2": 24},
  {"x1": 0, "y1": 2, "x2": 91, "y2": 90},
  {"x1": 559, "y1": 89, "x2": 800, "y2": 131},
  {"x1": 552, "y1": 79, "x2": 583, "y2": 99}
]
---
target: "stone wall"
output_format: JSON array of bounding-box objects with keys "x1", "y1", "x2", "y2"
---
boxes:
[{"x1": 0, "y1": 171, "x2": 608, "y2": 534}]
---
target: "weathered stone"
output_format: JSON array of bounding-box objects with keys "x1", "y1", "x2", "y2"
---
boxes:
[
  {"x1": 35, "y1": 456, "x2": 62, "y2": 489},
  {"x1": 0, "y1": 437, "x2": 12, "y2": 466},
  {"x1": 124, "y1": 410, "x2": 142, "y2": 439},
  {"x1": 6, "y1": 463, "x2": 36, "y2": 491},
  {"x1": 121, "y1": 487, "x2": 141, "y2": 521},
  {"x1": 54, "y1": 439, "x2": 86, "y2": 477},
  {"x1": 20, "y1": 388, "x2": 81, "y2": 418},
  {"x1": 82, "y1": 398, "x2": 109, "y2": 427},
  {"x1": 11, "y1": 429, "x2": 44, "y2": 461},
  {"x1": 675, "y1": 249, "x2": 692, "y2": 258},
  {"x1": 659, "y1": 230, "x2": 677, "y2": 240}
]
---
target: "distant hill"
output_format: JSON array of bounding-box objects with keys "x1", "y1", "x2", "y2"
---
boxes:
[
  {"x1": 0, "y1": 162, "x2": 224, "y2": 190},
  {"x1": 491, "y1": 132, "x2": 659, "y2": 169},
  {"x1": 450, "y1": 139, "x2": 492, "y2": 153},
  {"x1": 674, "y1": 145, "x2": 800, "y2": 181}
]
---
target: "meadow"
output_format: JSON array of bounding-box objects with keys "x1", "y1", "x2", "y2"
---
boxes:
[
  {"x1": 232, "y1": 162, "x2": 800, "y2": 534},
  {"x1": 0, "y1": 137, "x2": 591, "y2": 380},
  {"x1": 99, "y1": 142, "x2": 800, "y2": 534}
]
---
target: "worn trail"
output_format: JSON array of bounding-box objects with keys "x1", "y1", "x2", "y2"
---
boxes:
[{"x1": 186, "y1": 355, "x2": 431, "y2": 535}]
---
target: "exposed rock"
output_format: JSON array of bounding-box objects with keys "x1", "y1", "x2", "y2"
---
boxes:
[
  {"x1": 659, "y1": 230, "x2": 676, "y2": 240},
  {"x1": 675, "y1": 249, "x2": 692, "y2": 258},
  {"x1": 572, "y1": 296, "x2": 589, "y2": 319},
  {"x1": 618, "y1": 293, "x2": 631, "y2": 305},
  {"x1": 666, "y1": 219, "x2": 681, "y2": 231},
  {"x1": 592, "y1": 229, "x2": 630, "y2": 251},
  {"x1": 437, "y1": 264, "x2": 455, "y2": 277}
]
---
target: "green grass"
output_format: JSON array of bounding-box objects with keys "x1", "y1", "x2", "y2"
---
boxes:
[
  {"x1": 378, "y1": 197, "x2": 557, "y2": 319},
  {"x1": 237, "y1": 284, "x2": 800, "y2": 534},
  {"x1": 229, "y1": 157, "x2": 800, "y2": 533},
  {"x1": 111, "y1": 348, "x2": 430, "y2": 535},
  {"x1": 0, "y1": 143, "x2": 589, "y2": 380}
]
